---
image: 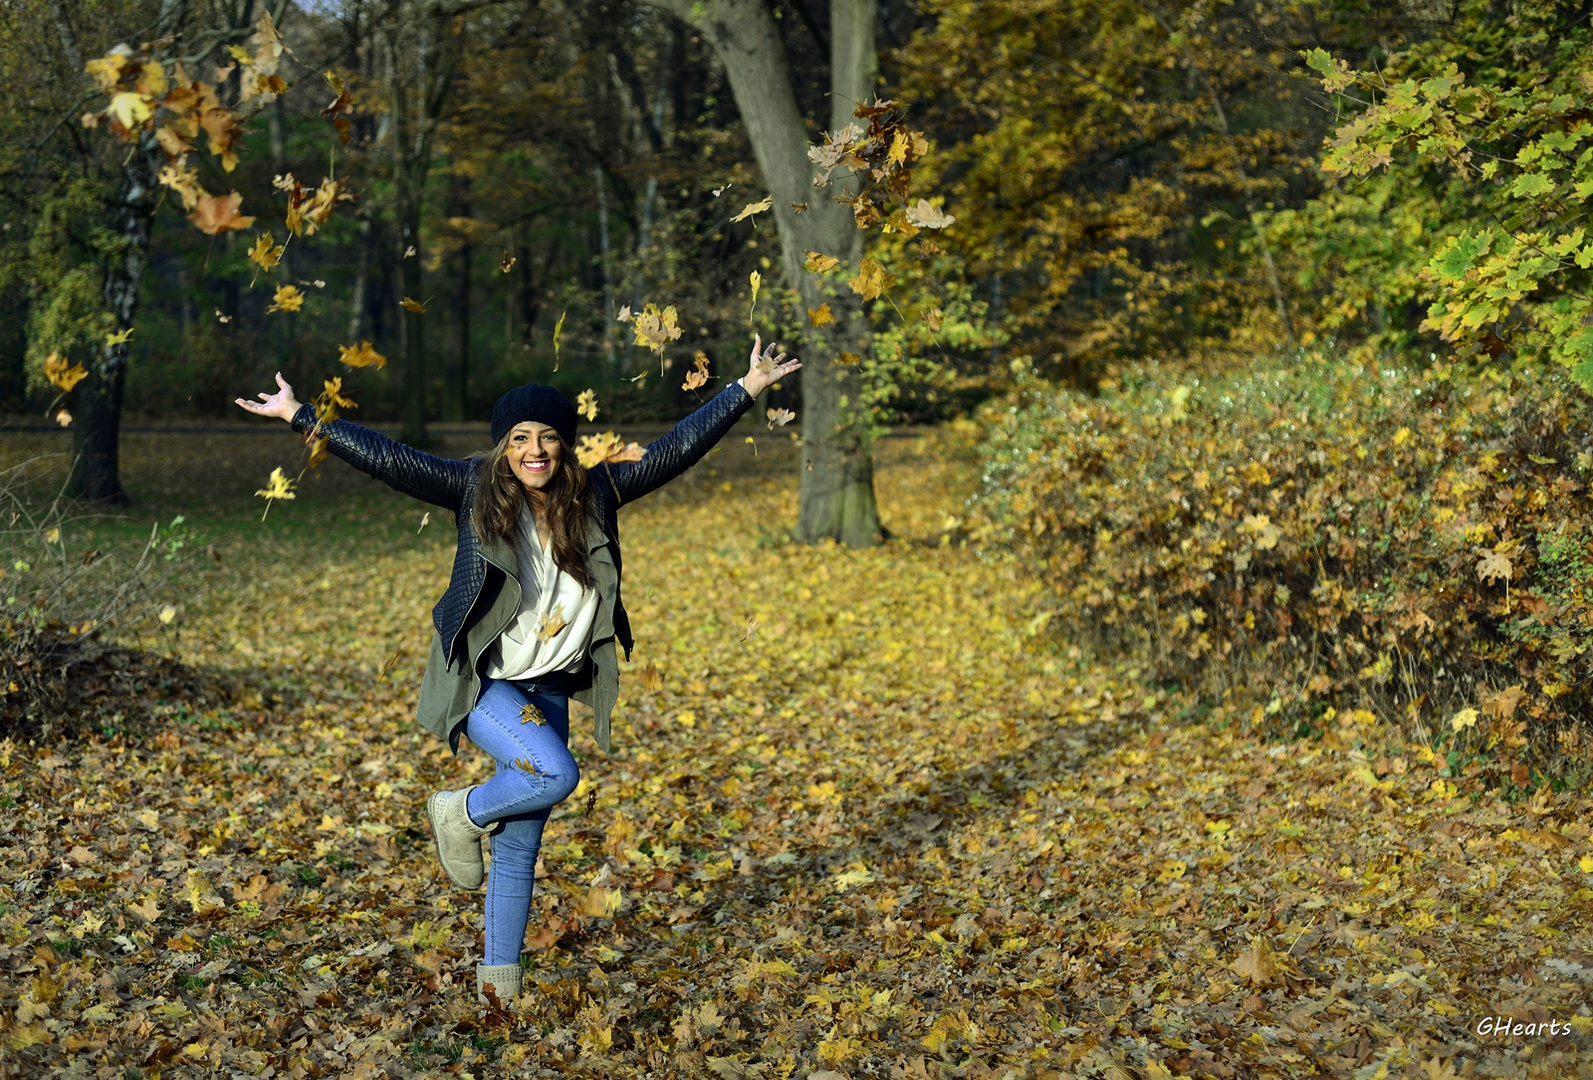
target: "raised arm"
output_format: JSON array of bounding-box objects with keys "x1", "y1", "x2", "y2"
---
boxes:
[
  {"x1": 236, "y1": 373, "x2": 472, "y2": 513},
  {"x1": 604, "y1": 336, "x2": 802, "y2": 504}
]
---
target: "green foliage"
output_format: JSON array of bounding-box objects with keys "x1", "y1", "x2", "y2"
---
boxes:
[
  {"x1": 1278, "y1": 0, "x2": 1593, "y2": 376},
  {"x1": 969, "y1": 358, "x2": 1593, "y2": 783},
  {"x1": 20, "y1": 180, "x2": 119, "y2": 393}
]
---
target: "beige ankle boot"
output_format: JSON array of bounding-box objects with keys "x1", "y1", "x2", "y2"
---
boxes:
[
  {"x1": 426, "y1": 787, "x2": 492, "y2": 890},
  {"x1": 476, "y1": 962, "x2": 522, "y2": 1006}
]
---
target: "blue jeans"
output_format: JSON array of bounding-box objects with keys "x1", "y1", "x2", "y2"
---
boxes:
[{"x1": 461, "y1": 678, "x2": 581, "y2": 965}]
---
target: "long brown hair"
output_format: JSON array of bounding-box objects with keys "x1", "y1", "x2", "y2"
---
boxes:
[{"x1": 471, "y1": 431, "x2": 595, "y2": 589}]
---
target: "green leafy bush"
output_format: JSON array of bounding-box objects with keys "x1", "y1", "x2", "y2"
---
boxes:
[{"x1": 969, "y1": 359, "x2": 1593, "y2": 788}]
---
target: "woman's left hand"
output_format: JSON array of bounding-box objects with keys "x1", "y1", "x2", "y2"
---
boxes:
[{"x1": 739, "y1": 334, "x2": 802, "y2": 398}]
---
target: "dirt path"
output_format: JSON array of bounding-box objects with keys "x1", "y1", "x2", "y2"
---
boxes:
[{"x1": 2, "y1": 430, "x2": 1590, "y2": 1079}]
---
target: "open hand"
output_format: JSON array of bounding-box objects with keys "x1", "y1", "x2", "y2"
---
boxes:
[
  {"x1": 740, "y1": 334, "x2": 802, "y2": 398},
  {"x1": 234, "y1": 372, "x2": 302, "y2": 423}
]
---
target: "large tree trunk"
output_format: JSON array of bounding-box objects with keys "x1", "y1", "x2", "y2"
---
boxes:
[
  {"x1": 654, "y1": 0, "x2": 882, "y2": 546},
  {"x1": 70, "y1": 133, "x2": 162, "y2": 504}
]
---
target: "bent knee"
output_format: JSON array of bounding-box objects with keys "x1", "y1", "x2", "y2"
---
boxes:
[{"x1": 547, "y1": 760, "x2": 580, "y2": 805}]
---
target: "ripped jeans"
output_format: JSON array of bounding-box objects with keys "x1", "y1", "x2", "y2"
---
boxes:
[{"x1": 460, "y1": 677, "x2": 581, "y2": 965}]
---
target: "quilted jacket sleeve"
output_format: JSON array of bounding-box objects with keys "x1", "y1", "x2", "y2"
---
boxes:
[
  {"x1": 600, "y1": 381, "x2": 754, "y2": 504},
  {"x1": 290, "y1": 405, "x2": 473, "y2": 513}
]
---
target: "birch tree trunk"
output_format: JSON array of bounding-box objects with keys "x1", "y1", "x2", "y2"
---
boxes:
[{"x1": 649, "y1": 0, "x2": 882, "y2": 546}]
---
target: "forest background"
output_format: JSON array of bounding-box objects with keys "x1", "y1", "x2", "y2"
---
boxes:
[{"x1": 8, "y1": 0, "x2": 1593, "y2": 784}]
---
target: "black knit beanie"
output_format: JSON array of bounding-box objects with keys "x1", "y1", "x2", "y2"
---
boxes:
[{"x1": 490, "y1": 384, "x2": 578, "y2": 446}]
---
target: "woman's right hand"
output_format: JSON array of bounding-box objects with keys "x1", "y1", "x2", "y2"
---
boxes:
[{"x1": 235, "y1": 372, "x2": 302, "y2": 423}]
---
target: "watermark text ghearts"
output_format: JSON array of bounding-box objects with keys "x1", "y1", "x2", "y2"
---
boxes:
[{"x1": 1476, "y1": 1016, "x2": 1571, "y2": 1037}]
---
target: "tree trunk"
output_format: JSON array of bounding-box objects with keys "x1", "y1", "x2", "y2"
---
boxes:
[
  {"x1": 70, "y1": 133, "x2": 162, "y2": 504},
  {"x1": 444, "y1": 170, "x2": 471, "y2": 422},
  {"x1": 654, "y1": 0, "x2": 882, "y2": 545}
]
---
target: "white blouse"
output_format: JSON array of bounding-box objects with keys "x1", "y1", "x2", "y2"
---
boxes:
[{"x1": 484, "y1": 510, "x2": 599, "y2": 682}]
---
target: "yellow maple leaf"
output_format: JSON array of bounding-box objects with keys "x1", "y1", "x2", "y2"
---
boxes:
[
  {"x1": 808, "y1": 303, "x2": 834, "y2": 328},
  {"x1": 850, "y1": 257, "x2": 895, "y2": 301},
  {"x1": 254, "y1": 468, "x2": 296, "y2": 519},
  {"x1": 399, "y1": 296, "x2": 426, "y2": 313},
  {"x1": 105, "y1": 327, "x2": 134, "y2": 346},
  {"x1": 630, "y1": 304, "x2": 682, "y2": 354},
  {"x1": 682, "y1": 351, "x2": 711, "y2": 391},
  {"x1": 44, "y1": 352, "x2": 88, "y2": 392},
  {"x1": 887, "y1": 129, "x2": 909, "y2": 167},
  {"x1": 730, "y1": 196, "x2": 772, "y2": 222},
  {"x1": 266, "y1": 285, "x2": 304, "y2": 313},
  {"x1": 577, "y1": 389, "x2": 598, "y2": 421},
  {"x1": 804, "y1": 250, "x2": 840, "y2": 273},
  {"x1": 107, "y1": 91, "x2": 154, "y2": 130},
  {"x1": 247, "y1": 233, "x2": 283, "y2": 270},
  {"x1": 337, "y1": 340, "x2": 386, "y2": 368}
]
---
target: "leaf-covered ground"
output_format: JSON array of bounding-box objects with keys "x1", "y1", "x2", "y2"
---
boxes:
[{"x1": 2, "y1": 424, "x2": 1592, "y2": 1080}]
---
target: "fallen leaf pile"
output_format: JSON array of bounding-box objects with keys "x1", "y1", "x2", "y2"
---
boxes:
[{"x1": 1, "y1": 429, "x2": 1589, "y2": 1078}]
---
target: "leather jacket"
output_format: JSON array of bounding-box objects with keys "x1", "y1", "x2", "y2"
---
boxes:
[{"x1": 290, "y1": 381, "x2": 754, "y2": 750}]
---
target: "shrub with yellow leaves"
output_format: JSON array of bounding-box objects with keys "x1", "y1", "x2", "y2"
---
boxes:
[{"x1": 970, "y1": 359, "x2": 1593, "y2": 785}]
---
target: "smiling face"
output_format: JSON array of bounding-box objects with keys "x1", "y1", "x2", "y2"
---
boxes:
[{"x1": 504, "y1": 421, "x2": 563, "y2": 492}]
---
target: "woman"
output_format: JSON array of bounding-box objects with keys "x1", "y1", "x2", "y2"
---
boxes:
[{"x1": 236, "y1": 336, "x2": 799, "y2": 1006}]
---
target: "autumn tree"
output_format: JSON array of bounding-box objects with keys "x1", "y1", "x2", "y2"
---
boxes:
[{"x1": 645, "y1": 0, "x2": 884, "y2": 546}]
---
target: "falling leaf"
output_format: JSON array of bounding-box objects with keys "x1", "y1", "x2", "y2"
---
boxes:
[
  {"x1": 808, "y1": 303, "x2": 834, "y2": 328},
  {"x1": 498, "y1": 250, "x2": 517, "y2": 273},
  {"x1": 54, "y1": 409, "x2": 72, "y2": 428},
  {"x1": 925, "y1": 307, "x2": 944, "y2": 332},
  {"x1": 748, "y1": 270, "x2": 762, "y2": 323},
  {"x1": 742, "y1": 617, "x2": 759, "y2": 642},
  {"x1": 606, "y1": 442, "x2": 647, "y2": 464},
  {"x1": 642, "y1": 663, "x2": 663, "y2": 691},
  {"x1": 712, "y1": 181, "x2": 733, "y2": 197},
  {"x1": 338, "y1": 340, "x2": 386, "y2": 368},
  {"x1": 631, "y1": 304, "x2": 682, "y2": 354},
  {"x1": 267, "y1": 285, "x2": 305, "y2": 313},
  {"x1": 576, "y1": 431, "x2": 627, "y2": 469},
  {"x1": 403, "y1": 245, "x2": 416, "y2": 259},
  {"x1": 616, "y1": 305, "x2": 633, "y2": 322},
  {"x1": 553, "y1": 310, "x2": 567, "y2": 370},
  {"x1": 188, "y1": 191, "x2": 254, "y2": 235},
  {"x1": 806, "y1": 458, "x2": 813, "y2": 470},
  {"x1": 767, "y1": 408, "x2": 796, "y2": 429},
  {"x1": 905, "y1": 198, "x2": 956, "y2": 229},
  {"x1": 44, "y1": 528, "x2": 60, "y2": 544},
  {"x1": 791, "y1": 201, "x2": 810, "y2": 214},
  {"x1": 399, "y1": 296, "x2": 426, "y2": 313},
  {"x1": 157, "y1": 160, "x2": 202, "y2": 209},
  {"x1": 107, "y1": 91, "x2": 154, "y2": 130},
  {"x1": 320, "y1": 70, "x2": 354, "y2": 143},
  {"x1": 804, "y1": 251, "x2": 840, "y2": 273},
  {"x1": 850, "y1": 257, "x2": 895, "y2": 301},
  {"x1": 731, "y1": 196, "x2": 772, "y2": 223},
  {"x1": 254, "y1": 467, "x2": 296, "y2": 519},
  {"x1": 377, "y1": 650, "x2": 404, "y2": 681},
  {"x1": 836, "y1": 351, "x2": 861, "y2": 366},
  {"x1": 247, "y1": 233, "x2": 283, "y2": 270},
  {"x1": 682, "y1": 352, "x2": 711, "y2": 391},
  {"x1": 44, "y1": 353, "x2": 88, "y2": 392},
  {"x1": 158, "y1": 606, "x2": 177, "y2": 624},
  {"x1": 575, "y1": 885, "x2": 622, "y2": 918},
  {"x1": 887, "y1": 129, "x2": 909, "y2": 167},
  {"x1": 577, "y1": 389, "x2": 599, "y2": 421},
  {"x1": 215, "y1": 309, "x2": 232, "y2": 323}
]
